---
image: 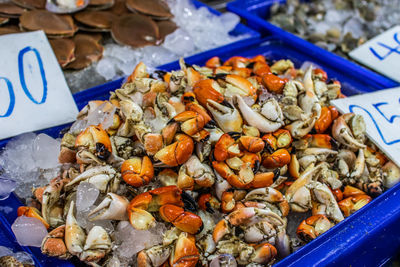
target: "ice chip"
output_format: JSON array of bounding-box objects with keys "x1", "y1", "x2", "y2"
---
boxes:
[
  {"x1": 76, "y1": 183, "x2": 99, "y2": 211},
  {"x1": 162, "y1": 28, "x2": 195, "y2": 56},
  {"x1": 96, "y1": 57, "x2": 118, "y2": 80},
  {"x1": 13, "y1": 251, "x2": 34, "y2": 265},
  {"x1": 0, "y1": 246, "x2": 13, "y2": 257},
  {"x1": 32, "y1": 134, "x2": 61, "y2": 169},
  {"x1": 11, "y1": 216, "x2": 48, "y2": 247},
  {"x1": 0, "y1": 177, "x2": 16, "y2": 200},
  {"x1": 219, "y1": 12, "x2": 240, "y2": 32}
]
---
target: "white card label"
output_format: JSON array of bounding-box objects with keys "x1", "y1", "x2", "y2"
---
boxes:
[
  {"x1": 0, "y1": 31, "x2": 78, "y2": 140},
  {"x1": 331, "y1": 87, "x2": 400, "y2": 167},
  {"x1": 349, "y1": 25, "x2": 400, "y2": 83}
]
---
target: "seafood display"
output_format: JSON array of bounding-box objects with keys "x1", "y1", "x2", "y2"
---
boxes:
[
  {"x1": 269, "y1": 0, "x2": 400, "y2": 58},
  {"x1": 10, "y1": 54, "x2": 400, "y2": 266}
]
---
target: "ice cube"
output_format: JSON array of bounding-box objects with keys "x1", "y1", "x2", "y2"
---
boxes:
[
  {"x1": 11, "y1": 216, "x2": 48, "y2": 247},
  {"x1": 218, "y1": 12, "x2": 240, "y2": 32},
  {"x1": 162, "y1": 28, "x2": 195, "y2": 56},
  {"x1": 96, "y1": 57, "x2": 118, "y2": 80},
  {"x1": 32, "y1": 134, "x2": 61, "y2": 169},
  {"x1": 13, "y1": 251, "x2": 34, "y2": 265},
  {"x1": 86, "y1": 102, "x2": 116, "y2": 130},
  {"x1": 76, "y1": 183, "x2": 99, "y2": 211},
  {"x1": 0, "y1": 246, "x2": 13, "y2": 257},
  {"x1": 0, "y1": 177, "x2": 16, "y2": 200}
]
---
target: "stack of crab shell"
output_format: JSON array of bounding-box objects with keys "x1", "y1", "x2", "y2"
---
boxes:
[
  {"x1": 0, "y1": 0, "x2": 177, "y2": 70},
  {"x1": 16, "y1": 55, "x2": 400, "y2": 266}
]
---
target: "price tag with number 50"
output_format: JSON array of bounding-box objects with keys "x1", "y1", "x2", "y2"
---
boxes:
[{"x1": 0, "y1": 31, "x2": 78, "y2": 140}]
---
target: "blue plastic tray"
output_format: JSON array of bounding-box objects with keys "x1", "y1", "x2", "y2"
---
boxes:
[
  {"x1": 1, "y1": 37, "x2": 400, "y2": 266},
  {"x1": 226, "y1": 0, "x2": 400, "y2": 90}
]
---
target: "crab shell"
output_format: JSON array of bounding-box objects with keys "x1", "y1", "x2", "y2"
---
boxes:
[
  {"x1": 88, "y1": 193, "x2": 129, "y2": 221},
  {"x1": 19, "y1": 10, "x2": 78, "y2": 38},
  {"x1": 125, "y1": 0, "x2": 172, "y2": 19},
  {"x1": 49, "y1": 38, "x2": 76, "y2": 68},
  {"x1": 41, "y1": 225, "x2": 71, "y2": 259},
  {"x1": 111, "y1": 14, "x2": 159, "y2": 48}
]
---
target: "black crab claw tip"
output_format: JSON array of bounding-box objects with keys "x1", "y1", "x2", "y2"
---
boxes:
[
  {"x1": 227, "y1": 131, "x2": 241, "y2": 140},
  {"x1": 185, "y1": 62, "x2": 193, "y2": 68},
  {"x1": 330, "y1": 138, "x2": 340, "y2": 150},
  {"x1": 152, "y1": 70, "x2": 167, "y2": 80},
  {"x1": 273, "y1": 168, "x2": 280, "y2": 181},
  {"x1": 167, "y1": 118, "x2": 176, "y2": 124},
  {"x1": 215, "y1": 73, "x2": 228, "y2": 79},
  {"x1": 95, "y1": 143, "x2": 110, "y2": 161},
  {"x1": 183, "y1": 95, "x2": 195, "y2": 102},
  {"x1": 246, "y1": 61, "x2": 255, "y2": 69},
  {"x1": 253, "y1": 160, "x2": 260, "y2": 174},
  {"x1": 204, "y1": 120, "x2": 217, "y2": 129},
  {"x1": 181, "y1": 191, "x2": 198, "y2": 212},
  {"x1": 309, "y1": 128, "x2": 317, "y2": 135},
  {"x1": 205, "y1": 202, "x2": 215, "y2": 214},
  {"x1": 291, "y1": 146, "x2": 297, "y2": 155},
  {"x1": 196, "y1": 223, "x2": 204, "y2": 235},
  {"x1": 221, "y1": 99, "x2": 234, "y2": 108},
  {"x1": 263, "y1": 142, "x2": 275, "y2": 154}
]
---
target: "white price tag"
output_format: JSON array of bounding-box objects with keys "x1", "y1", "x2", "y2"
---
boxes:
[
  {"x1": 0, "y1": 31, "x2": 78, "y2": 140},
  {"x1": 331, "y1": 87, "x2": 400, "y2": 167},
  {"x1": 349, "y1": 25, "x2": 400, "y2": 83}
]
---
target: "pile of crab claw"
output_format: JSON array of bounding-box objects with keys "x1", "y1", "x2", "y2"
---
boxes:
[{"x1": 16, "y1": 55, "x2": 400, "y2": 266}]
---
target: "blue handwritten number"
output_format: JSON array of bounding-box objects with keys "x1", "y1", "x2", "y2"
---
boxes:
[
  {"x1": 0, "y1": 77, "x2": 15, "y2": 118},
  {"x1": 349, "y1": 104, "x2": 400, "y2": 146},
  {"x1": 18, "y1": 46, "x2": 48, "y2": 104},
  {"x1": 369, "y1": 32, "x2": 400, "y2": 60},
  {"x1": 372, "y1": 100, "x2": 400, "y2": 124}
]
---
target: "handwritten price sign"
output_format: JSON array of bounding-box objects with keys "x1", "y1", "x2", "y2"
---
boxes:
[
  {"x1": 0, "y1": 31, "x2": 78, "y2": 140},
  {"x1": 332, "y1": 87, "x2": 400, "y2": 167},
  {"x1": 350, "y1": 25, "x2": 400, "y2": 83}
]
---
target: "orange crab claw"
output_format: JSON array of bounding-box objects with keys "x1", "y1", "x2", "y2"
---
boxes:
[
  {"x1": 224, "y1": 74, "x2": 257, "y2": 98},
  {"x1": 262, "y1": 133, "x2": 277, "y2": 152},
  {"x1": 262, "y1": 148, "x2": 291, "y2": 169},
  {"x1": 198, "y1": 193, "x2": 220, "y2": 212},
  {"x1": 296, "y1": 214, "x2": 332, "y2": 242},
  {"x1": 223, "y1": 56, "x2": 249, "y2": 68},
  {"x1": 213, "y1": 219, "x2": 230, "y2": 243},
  {"x1": 121, "y1": 156, "x2": 154, "y2": 187},
  {"x1": 251, "y1": 55, "x2": 267, "y2": 64},
  {"x1": 342, "y1": 185, "x2": 367, "y2": 198},
  {"x1": 315, "y1": 106, "x2": 333, "y2": 134},
  {"x1": 338, "y1": 194, "x2": 371, "y2": 217},
  {"x1": 214, "y1": 133, "x2": 241, "y2": 162},
  {"x1": 17, "y1": 206, "x2": 50, "y2": 229},
  {"x1": 171, "y1": 111, "x2": 206, "y2": 136},
  {"x1": 193, "y1": 79, "x2": 224, "y2": 108},
  {"x1": 366, "y1": 146, "x2": 388, "y2": 166},
  {"x1": 214, "y1": 66, "x2": 233, "y2": 75},
  {"x1": 313, "y1": 68, "x2": 328, "y2": 82},
  {"x1": 143, "y1": 133, "x2": 165, "y2": 156},
  {"x1": 273, "y1": 129, "x2": 292, "y2": 148},
  {"x1": 41, "y1": 225, "x2": 70, "y2": 259},
  {"x1": 239, "y1": 136, "x2": 265, "y2": 153},
  {"x1": 154, "y1": 134, "x2": 194, "y2": 167},
  {"x1": 253, "y1": 61, "x2": 272, "y2": 77},
  {"x1": 303, "y1": 134, "x2": 335, "y2": 149},
  {"x1": 330, "y1": 188, "x2": 343, "y2": 202},
  {"x1": 251, "y1": 243, "x2": 277, "y2": 264},
  {"x1": 205, "y1": 56, "x2": 222, "y2": 68},
  {"x1": 288, "y1": 154, "x2": 300, "y2": 179},
  {"x1": 186, "y1": 67, "x2": 202, "y2": 88},
  {"x1": 127, "y1": 61, "x2": 148, "y2": 82},
  {"x1": 262, "y1": 73, "x2": 286, "y2": 94},
  {"x1": 170, "y1": 232, "x2": 199, "y2": 267},
  {"x1": 328, "y1": 106, "x2": 339, "y2": 120},
  {"x1": 221, "y1": 191, "x2": 235, "y2": 213},
  {"x1": 232, "y1": 67, "x2": 252, "y2": 78},
  {"x1": 75, "y1": 125, "x2": 112, "y2": 160},
  {"x1": 159, "y1": 204, "x2": 203, "y2": 234}
]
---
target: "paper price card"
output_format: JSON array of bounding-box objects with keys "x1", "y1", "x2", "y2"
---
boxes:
[
  {"x1": 349, "y1": 25, "x2": 400, "y2": 83},
  {"x1": 331, "y1": 87, "x2": 400, "y2": 167},
  {"x1": 0, "y1": 31, "x2": 78, "y2": 140}
]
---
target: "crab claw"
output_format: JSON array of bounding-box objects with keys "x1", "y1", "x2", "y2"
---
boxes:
[
  {"x1": 382, "y1": 161, "x2": 400, "y2": 188},
  {"x1": 65, "y1": 165, "x2": 117, "y2": 193},
  {"x1": 296, "y1": 214, "x2": 333, "y2": 242},
  {"x1": 159, "y1": 204, "x2": 203, "y2": 234},
  {"x1": 75, "y1": 125, "x2": 112, "y2": 160},
  {"x1": 309, "y1": 181, "x2": 344, "y2": 222},
  {"x1": 170, "y1": 110, "x2": 206, "y2": 136},
  {"x1": 245, "y1": 187, "x2": 290, "y2": 217},
  {"x1": 42, "y1": 177, "x2": 67, "y2": 225},
  {"x1": 251, "y1": 243, "x2": 278, "y2": 264},
  {"x1": 193, "y1": 79, "x2": 224, "y2": 107},
  {"x1": 285, "y1": 105, "x2": 321, "y2": 138},
  {"x1": 227, "y1": 207, "x2": 285, "y2": 227},
  {"x1": 332, "y1": 114, "x2": 366, "y2": 150},
  {"x1": 206, "y1": 99, "x2": 243, "y2": 133},
  {"x1": 121, "y1": 156, "x2": 154, "y2": 187},
  {"x1": 262, "y1": 148, "x2": 291, "y2": 169},
  {"x1": 154, "y1": 134, "x2": 194, "y2": 167},
  {"x1": 80, "y1": 226, "x2": 111, "y2": 263},
  {"x1": 88, "y1": 193, "x2": 129, "y2": 221},
  {"x1": 214, "y1": 132, "x2": 241, "y2": 162},
  {"x1": 235, "y1": 95, "x2": 283, "y2": 133},
  {"x1": 41, "y1": 225, "x2": 71, "y2": 259},
  {"x1": 65, "y1": 201, "x2": 86, "y2": 256},
  {"x1": 170, "y1": 232, "x2": 199, "y2": 267},
  {"x1": 138, "y1": 245, "x2": 171, "y2": 267},
  {"x1": 239, "y1": 136, "x2": 265, "y2": 153}
]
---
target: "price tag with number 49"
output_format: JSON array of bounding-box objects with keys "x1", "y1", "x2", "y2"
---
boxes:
[{"x1": 0, "y1": 31, "x2": 78, "y2": 140}]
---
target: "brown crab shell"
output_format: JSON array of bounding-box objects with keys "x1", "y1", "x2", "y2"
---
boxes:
[
  {"x1": 87, "y1": 0, "x2": 114, "y2": 10},
  {"x1": 125, "y1": 0, "x2": 172, "y2": 19},
  {"x1": 74, "y1": 11, "x2": 115, "y2": 32},
  {"x1": 0, "y1": 3, "x2": 26, "y2": 18},
  {"x1": 0, "y1": 25, "x2": 21, "y2": 35},
  {"x1": 12, "y1": 0, "x2": 45, "y2": 9},
  {"x1": 65, "y1": 33, "x2": 103, "y2": 70},
  {"x1": 19, "y1": 10, "x2": 77, "y2": 38},
  {"x1": 49, "y1": 38, "x2": 76, "y2": 68},
  {"x1": 157, "y1": 19, "x2": 177, "y2": 41},
  {"x1": 109, "y1": 0, "x2": 129, "y2": 15},
  {"x1": 111, "y1": 13, "x2": 159, "y2": 48}
]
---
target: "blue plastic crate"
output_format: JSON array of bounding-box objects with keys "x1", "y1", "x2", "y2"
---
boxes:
[
  {"x1": 1, "y1": 37, "x2": 400, "y2": 266},
  {"x1": 226, "y1": 0, "x2": 400, "y2": 90}
]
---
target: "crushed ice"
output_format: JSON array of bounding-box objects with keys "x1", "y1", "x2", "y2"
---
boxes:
[{"x1": 0, "y1": 133, "x2": 61, "y2": 200}]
